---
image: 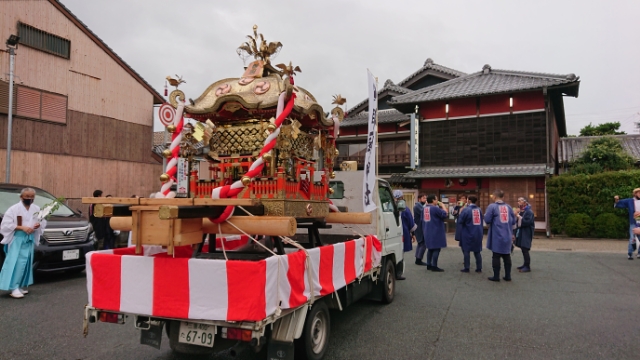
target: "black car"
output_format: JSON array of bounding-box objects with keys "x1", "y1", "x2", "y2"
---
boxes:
[{"x1": 0, "y1": 184, "x2": 97, "y2": 273}]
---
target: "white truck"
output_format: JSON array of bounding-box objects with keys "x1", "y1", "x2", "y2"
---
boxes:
[{"x1": 82, "y1": 172, "x2": 404, "y2": 360}]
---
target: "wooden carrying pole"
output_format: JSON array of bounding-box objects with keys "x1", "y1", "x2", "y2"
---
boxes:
[
  {"x1": 325, "y1": 212, "x2": 372, "y2": 224},
  {"x1": 110, "y1": 216, "x2": 297, "y2": 237}
]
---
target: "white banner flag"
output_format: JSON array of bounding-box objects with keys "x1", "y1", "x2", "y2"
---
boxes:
[{"x1": 363, "y1": 70, "x2": 378, "y2": 213}]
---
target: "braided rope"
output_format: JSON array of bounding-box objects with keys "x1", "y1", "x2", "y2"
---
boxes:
[
  {"x1": 208, "y1": 91, "x2": 296, "y2": 223},
  {"x1": 157, "y1": 100, "x2": 185, "y2": 198}
]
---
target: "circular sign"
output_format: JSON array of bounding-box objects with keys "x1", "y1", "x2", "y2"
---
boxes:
[{"x1": 159, "y1": 103, "x2": 175, "y2": 126}]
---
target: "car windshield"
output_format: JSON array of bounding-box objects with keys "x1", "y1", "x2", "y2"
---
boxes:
[{"x1": 0, "y1": 187, "x2": 75, "y2": 216}]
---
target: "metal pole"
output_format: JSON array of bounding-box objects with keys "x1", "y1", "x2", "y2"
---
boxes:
[{"x1": 6, "y1": 47, "x2": 15, "y2": 183}]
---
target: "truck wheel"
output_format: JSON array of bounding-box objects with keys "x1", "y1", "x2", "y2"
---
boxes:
[
  {"x1": 295, "y1": 301, "x2": 330, "y2": 360},
  {"x1": 381, "y1": 259, "x2": 395, "y2": 304},
  {"x1": 167, "y1": 320, "x2": 214, "y2": 356}
]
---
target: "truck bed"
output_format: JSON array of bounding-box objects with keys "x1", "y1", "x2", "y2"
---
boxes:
[{"x1": 85, "y1": 235, "x2": 381, "y2": 323}]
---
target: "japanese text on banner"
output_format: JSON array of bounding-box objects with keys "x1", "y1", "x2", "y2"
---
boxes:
[{"x1": 363, "y1": 70, "x2": 378, "y2": 213}]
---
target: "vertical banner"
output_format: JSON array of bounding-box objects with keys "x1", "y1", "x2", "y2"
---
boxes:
[
  {"x1": 410, "y1": 112, "x2": 419, "y2": 169},
  {"x1": 363, "y1": 70, "x2": 378, "y2": 213}
]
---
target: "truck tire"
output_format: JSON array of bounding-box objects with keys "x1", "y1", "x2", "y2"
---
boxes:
[
  {"x1": 381, "y1": 259, "x2": 395, "y2": 304},
  {"x1": 295, "y1": 301, "x2": 330, "y2": 360},
  {"x1": 167, "y1": 320, "x2": 215, "y2": 356}
]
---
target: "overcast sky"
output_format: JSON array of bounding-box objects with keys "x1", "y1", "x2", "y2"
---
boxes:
[{"x1": 60, "y1": 0, "x2": 640, "y2": 135}]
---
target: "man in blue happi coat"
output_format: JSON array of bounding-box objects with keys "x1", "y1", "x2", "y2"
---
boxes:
[
  {"x1": 484, "y1": 189, "x2": 516, "y2": 282},
  {"x1": 458, "y1": 195, "x2": 483, "y2": 273},
  {"x1": 393, "y1": 190, "x2": 415, "y2": 280},
  {"x1": 413, "y1": 193, "x2": 427, "y2": 266},
  {"x1": 423, "y1": 194, "x2": 448, "y2": 272},
  {"x1": 0, "y1": 188, "x2": 47, "y2": 298},
  {"x1": 614, "y1": 188, "x2": 640, "y2": 260}
]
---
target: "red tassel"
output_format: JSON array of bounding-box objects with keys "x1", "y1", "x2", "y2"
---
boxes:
[{"x1": 164, "y1": 81, "x2": 168, "y2": 96}]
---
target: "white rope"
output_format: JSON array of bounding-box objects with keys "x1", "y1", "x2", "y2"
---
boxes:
[
  {"x1": 236, "y1": 206, "x2": 254, "y2": 216},
  {"x1": 218, "y1": 223, "x2": 228, "y2": 261},
  {"x1": 224, "y1": 219, "x2": 277, "y2": 256}
]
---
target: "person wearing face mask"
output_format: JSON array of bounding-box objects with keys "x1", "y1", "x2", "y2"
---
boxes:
[
  {"x1": 514, "y1": 197, "x2": 535, "y2": 272},
  {"x1": 0, "y1": 188, "x2": 47, "y2": 298},
  {"x1": 614, "y1": 188, "x2": 640, "y2": 260},
  {"x1": 413, "y1": 193, "x2": 428, "y2": 266}
]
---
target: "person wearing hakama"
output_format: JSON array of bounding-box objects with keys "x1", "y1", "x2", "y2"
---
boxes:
[
  {"x1": 423, "y1": 194, "x2": 448, "y2": 272},
  {"x1": 413, "y1": 194, "x2": 427, "y2": 266},
  {"x1": 515, "y1": 197, "x2": 535, "y2": 272},
  {"x1": 485, "y1": 189, "x2": 516, "y2": 282},
  {"x1": 394, "y1": 190, "x2": 415, "y2": 280},
  {"x1": 458, "y1": 195, "x2": 483, "y2": 273},
  {"x1": 0, "y1": 188, "x2": 47, "y2": 298}
]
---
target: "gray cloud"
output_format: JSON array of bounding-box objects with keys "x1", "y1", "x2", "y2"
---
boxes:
[{"x1": 60, "y1": 0, "x2": 640, "y2": 135}]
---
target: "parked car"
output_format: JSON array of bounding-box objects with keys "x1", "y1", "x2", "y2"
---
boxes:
[{"x1": 0, "y1": 184, "x2": 96, "y2": 273}]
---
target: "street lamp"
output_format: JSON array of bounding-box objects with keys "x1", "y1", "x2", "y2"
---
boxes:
[{"x1": 5, "y1": 34, "x2": 19, "y2": 183}]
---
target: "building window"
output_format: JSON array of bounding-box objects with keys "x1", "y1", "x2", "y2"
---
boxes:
[
  {"x1": 18, "y1": 22, "x2": 71, "y2": 59},
  {"x1": 534, "y1": 189, "x2": 545, "y2": 221},
  {"x1": 0, "y1": 80, "x2": 16, "y2": 115},
  {"x1": 336, "y1": 143, "x2": 367, "y2": 167},
  {"x1": 379, "y1": 140, "x2": 410, "y2": 165},
  {"x1": 15, "y1": 86, "x2": 67, "y2": 124}
]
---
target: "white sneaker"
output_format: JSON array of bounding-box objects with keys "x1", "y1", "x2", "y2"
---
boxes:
[
  {"x1": 19, "y1": 288, "x2": 28, "y2": 294},
  {"x1": 10, "y1": 289, "x2": 24, "y2": 298},
  {"x1": 637, "y1": 254, "x2": 640, "y2": 259}
]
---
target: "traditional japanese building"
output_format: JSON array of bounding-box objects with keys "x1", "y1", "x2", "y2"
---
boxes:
[
  {"x1": 336, "y1": 58, "x2": 465, "y2": 183},
  {"x1": 336, "y1": 60, "x2": 580, "y2": 234}
]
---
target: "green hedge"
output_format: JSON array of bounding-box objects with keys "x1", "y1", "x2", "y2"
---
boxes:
[
  {"x1": 564, "y1": 214, "x2": 592, "y2": 237},
  {"x1": 547, "y1": 170, "x2": 640, "y2": 238}
]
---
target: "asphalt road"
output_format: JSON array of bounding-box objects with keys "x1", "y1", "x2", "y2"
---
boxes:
[{"x1": 1, "y1": 248, "x2": 639, "y2": 360}]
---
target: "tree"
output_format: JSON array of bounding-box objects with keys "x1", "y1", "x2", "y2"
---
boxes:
[
  {"x1": 570, "y1": 136, "x2": 635, "y2": 174},
  {"x1": 579, "y1": 122, "x2": 626, "y2": 136}
]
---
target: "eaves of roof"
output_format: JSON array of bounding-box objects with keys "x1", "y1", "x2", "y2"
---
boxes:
[
  {"x1": 49, "y1": 0, "x2": 164, "y2": 104},
  {"x1": 340, "y1": 109, "x2": 410, "y2": 128},
  {"x1": 390, "y1": 66, "x2": 580, "y2": 107},
  {"x1": 345, "y1": 80, "x2": 411, "y2": 117},
  {"x1": 558, "y1": 135, "x2": 640, "y2": 164},
  {"x1": 406, "y1": 164, "x2": 549, "y2": 178},
  {"x1": 397, "y1": 58, "x2": 467, "y2": 87}
]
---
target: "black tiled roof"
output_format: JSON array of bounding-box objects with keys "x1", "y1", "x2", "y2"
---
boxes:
[
  {"x1": 558, "y1": 135, "x2": 640, "y2": 163},
  {"x1": 390, "y1": 65, "x2": 580, "y2": 105},
  {"x1": 397, "y1": 58, "x2": 467, "y2": 87},
  {"x1": 406, "y1": 164, "x2": 549, "y2": 178},
  {"x1": 345, "y1": 79, "x2": 411, "y2": 117},
  {"x1": 340, "y1": 109, "x2": 410, "y2": 128}
]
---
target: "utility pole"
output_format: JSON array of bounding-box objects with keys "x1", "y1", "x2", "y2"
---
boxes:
[{"x1": 5, "y1": 35, "x2": 19, "y2": 183}]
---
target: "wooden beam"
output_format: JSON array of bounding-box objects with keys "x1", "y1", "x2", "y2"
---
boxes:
[
  {"x1": 111, "y1": 216, "x2": 296, "y2": 236},
  {"x1": 93, "y1": 204, "x2": 132, "y2": 218},
  {"x1": 139, "y1": 198, "x2": 194, "y2": 206},
  {"x1": 158, "y1": 205, "x2": 265, "y2": 220},
  {"x1": 82, "y1": 197, "x2": 140, "y2": 205},
  {"x1": 193, "y1": 198, "x2": 260, "y2": 206}
]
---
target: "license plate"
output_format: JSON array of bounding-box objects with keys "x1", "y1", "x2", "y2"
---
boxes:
[
  {"x1": 178, "y1": 321, "x2": 215, "y2": 347},
  {"x1": 62, "y1": 249, "x2": 80, "y2": 261}
]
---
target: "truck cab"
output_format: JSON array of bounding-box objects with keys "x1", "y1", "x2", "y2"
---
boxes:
[{"x1": 328, "y1": 171, "x2": 405, "y2": 285}]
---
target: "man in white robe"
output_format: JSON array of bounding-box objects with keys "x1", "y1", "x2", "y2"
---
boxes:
[{"x1": 0, "y1": 188, "x2": 47, "y2": 298}]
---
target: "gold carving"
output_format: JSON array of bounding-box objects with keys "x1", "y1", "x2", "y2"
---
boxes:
[
  {"x1": 169, "y1": 90, "x2": 185, "y2": 108},
  {"x1": 261, "y1": 199, "x2": 329, "y2": 218}
]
